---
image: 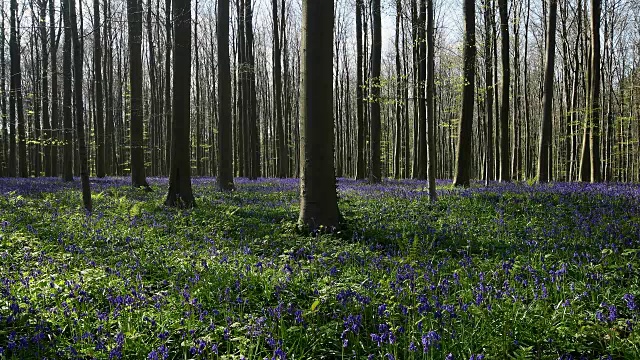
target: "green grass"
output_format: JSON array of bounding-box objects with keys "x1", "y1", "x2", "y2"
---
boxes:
[{"x1": 0, "y1": 178, "x2": 639, "y2": 359}]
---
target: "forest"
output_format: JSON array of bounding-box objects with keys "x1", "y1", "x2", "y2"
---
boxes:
[{"x1": 0, "y1": 0, "x2": 639, "y2": 358}]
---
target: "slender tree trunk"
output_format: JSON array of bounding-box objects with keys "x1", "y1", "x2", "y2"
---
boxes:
[
  {"x1": 369, "y1": 0, "x2": 382, "y2": 183},
  {"x1": 69, "y1": 0, "x2": 91, "y2": 210},
  {"x1": 93, "y1": 0, "x2": 104, "y2": 178},
  {"x1": 426, "y1": 0, "x2": 437, "y2": 199},
  {"x1": 498, "y1": 0, "x2": 510, "y2": 182},
  {"x1": 537, "y1": 0, "x2": 557, "y2": 183},
  {"x1": 128, "y1": 0, "x2": 149, "y2": 188},
  {"x1": 3, "y1": 4, "x2": 13, "y2": 177},
  {"x1": 164, "y1": 0, "x2": 172, "y2": 174},
  {"x1": 453, "y1": 0, "x2": 476, "y2": 187},
  {"x1": 483, "y1": 0, "x2": 494, "y2": 182},
  {"x1": 589, "y1": 0, "x2": 601, "y2": 182},
  {"x1": 217, "y1": 0, "x2": 234, "y2": 191},
  {"x1": 10, "y1": 0, "x2": 26, "y2": 178},
  {"x1": 62, "y1": 0, "x2": 73, "y2": 181},
  {"x1": 272, "y1": 0, "x2": 286, "y2": 178},
  {"x1": 416, "y1": 0, "x2": 427, "y2": 180},
  {"x1": 393, "y1": 0, "x2": 402, "y2": 179},
  {"x1": 355, "y1": 0, "x2": 365, "y2": 180}
]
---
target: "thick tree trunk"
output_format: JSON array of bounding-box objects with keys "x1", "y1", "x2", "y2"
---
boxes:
[
  {"x1": 165, "y1": 0, "x2": 194, "y2": 207},
  {"x1": 298, "y1": 0, "x2": 340, "y2": 230},
  {"x1": 453, "y1": 0, "x2": 476, "y2": 187}
]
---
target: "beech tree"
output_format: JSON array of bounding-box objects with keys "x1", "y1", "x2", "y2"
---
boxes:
[
  {"x1": 165, "y1": 0, "x2": 194, "y2": 207},
  {"x1": 453, "y1": 0, "x2": 476, "y2": 187},
  {"x1": 217, "y1": 0, "x2": 234, "y2": 191},
  {"x1": 537, "y1": 0, "x2": 558, "y2": 183},
  {"x1": 298, "y1": 0, "x2": 340, "y2": 229}
]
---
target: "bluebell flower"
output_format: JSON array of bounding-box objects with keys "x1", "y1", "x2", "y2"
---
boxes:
[{"x1": 623, "y1": 294, "x2": 637, "y2": 311}]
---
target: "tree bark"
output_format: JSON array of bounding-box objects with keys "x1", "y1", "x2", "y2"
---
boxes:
[
  {"x1": 69, "y1": 0, "x2": 91, "y2": 211},
  {"x1": 426, "y1": 0, "x2": 437, "y2": 199},
  {"x1": 217, "y1": 0, "x2": 234, "y2": 191},
  {"x1": 537, "y1": 0, "x2": 557, "y2": 183},
  {"x1": 298, "y1": 0, "x2": 340, "y2": 230},
  {"x1": 165, "y1": 0, "x2": 194, "y2": 207},
  {"x1": 589, "y1": 0, "x2": 601, "y2": 182},
  {"x1": 453, "y1": 0, "x2": 476, "y2": 187},
  {"x1": 62, "y1": 0, "x2": 73, "y2": 182},
  {"x1": 369, "y1": 0, "x2": 382, "y2": 183},
  {"x1": 94, "y1": 0, "x2": 105, "y2": 177},
  {"x1": 355, "y1": 0, "x2": 365, "y2": 180},
  {"x1": 498, "y1": 0, "x2": 510, "y2": 182},
  {"x1": 128, "y1": 0, "x2": 149, "y2": 188}
]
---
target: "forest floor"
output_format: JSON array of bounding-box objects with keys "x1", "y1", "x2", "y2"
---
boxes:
[{"x1": 0, "y1": 177, "x2": 639, "y2": 359}]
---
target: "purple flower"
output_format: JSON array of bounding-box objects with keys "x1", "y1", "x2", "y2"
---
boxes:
[{"x1": 623, "y1": 294, "x2": 637, "y2": 311}]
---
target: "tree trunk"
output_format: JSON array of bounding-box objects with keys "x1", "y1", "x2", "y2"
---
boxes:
[
  {"x1": 537, "y1": 0, "x2": 557, "y2": 183},
  {"x1": 10, "y1": 0, "x2": 26, "y2": 178},
  {"x1": 217, "y1": 0, "x2": 234, "y2": 191},
  {"x1": 272, "y1": 0, "x2": 286, "y2": 178},
  {"x1": 62, "y1": 0, "x2": 73, "y2": 182},
  {"x1": 298, "y1": 0, "x2": 340, "y2": 230},
  {"x1": 355, "y1": 0, "x2": 365, "y2": 180},
  {"x1": 93, "y1": 0, "x2": 105, "y2": 177},
  {"x1": 426, "y1": 0, "x2": 437, "y2": 199},
  {"x1": 498, "y1": 0, "x2": 510, "y2": 182},
  {"x1": 128, "y1": 0, "x2": 149, "y2": 188},
  {"x1": 369, "y1": 0, "x2": 382, "y2": 183},
  {"x1": 69, "y1": 0, "x2": 91, "y2": 211},
  {"x1": 589, "y1": 0, "x2": 601, "y2": 182},
  {"x1": 483, "y1": 0, "x2": 494, "y2": 182},
  {"x1": 453, "y1": 0, "x2": 476, "y2": 187},
  {"x1": 165, "y1": 0, "x2": 194, "y2": 207}
]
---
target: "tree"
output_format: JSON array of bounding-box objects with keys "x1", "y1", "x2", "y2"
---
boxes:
[
  {"x1": 62, "y1": 0, "x2": 73, "y2": 182},
  {"x1": 10, "y1": 0, "x2": 26, "y2": 178},
  {"x1": 298, "y1": 0, "x2": 340, "y2": 230},
  {"x1": 94, "y1": 0, "x2": 105, "y2": 178},
  {"x1": 483, "y1": 0, "x2": 494, "y2": 182},
  {"x1": 453, "y1": 0, "x2": 476, "y2": 187},
  {"x1": 589, "y1": 0, "x2": 601, "y2": 183},
  {"x1": 217, "y1": 0, "x2": 234, "y2": 191},
  {"x1": 128, "y1": 0, "x2": 150, "y2": 189},
  {"x1": 426, "y1": 0, "x2": 437, "y2": 200},
  {"x1": 40, "y1": 0, "x2": 52, "y2": 177},
  {"x1": 272, "y1": 0, "x2": 286, "y2": 178},
  {"x1": 417, "y1": 0, "x2": 427, "y2": 180},
  {"x1": 498, "y1": 0, "x2": 510, "y2": 182},
  {"x1": 69, "y1": 0, "x2": 91, "y2": 211},
  {"x1": 355, "y1": 0, "x2": 365, "y2": 180},
  {"x1": 369, "y1": 0, "x2": 382, "y2": 183},
  {"x1": 165, "y1": 0, "x2": 194, "y2": 207},
  {"x1": 537, "y1": 0, "x2": 557, "y2": 183}
]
